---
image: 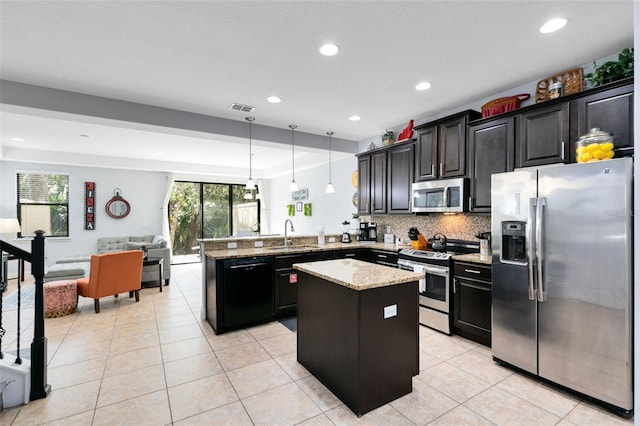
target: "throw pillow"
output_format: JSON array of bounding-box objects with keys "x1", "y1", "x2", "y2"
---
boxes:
[{"x1": 126, "y1": 242, "x2": 161, "y2": 250}]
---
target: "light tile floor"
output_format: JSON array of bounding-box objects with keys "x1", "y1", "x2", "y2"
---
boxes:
[{"x1": 0, "y1": 263, "x2": 633, "y2": 425}]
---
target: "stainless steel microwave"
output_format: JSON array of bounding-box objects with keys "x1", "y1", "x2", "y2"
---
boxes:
[{"x1": 411, "y1": 178, "x2": 469, "y2": 213}]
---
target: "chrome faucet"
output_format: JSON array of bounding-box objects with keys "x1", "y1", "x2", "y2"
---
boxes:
[{"x1": 284, "y1": 219, "x2": 295, "y2": 246}]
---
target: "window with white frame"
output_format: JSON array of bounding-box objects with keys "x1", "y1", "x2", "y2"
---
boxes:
[{"x1": 17, "y1": 172, "x2": 69, "y2": 238}]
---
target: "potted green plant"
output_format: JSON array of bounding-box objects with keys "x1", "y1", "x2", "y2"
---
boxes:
[
  {"x1": 585, "y1": 48, "x2": 633, "y2": 87},
  {"x1": 381, "y1": 130, "x2": 395, "y2": 146}
]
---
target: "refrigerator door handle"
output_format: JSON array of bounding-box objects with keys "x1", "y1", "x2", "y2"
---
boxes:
[
  {"x1": 527, "y1": 197, "x2": 537, "y2": 301},
  {"x1": 535, "y1": 197, "x2": 546, "y2": 302}
]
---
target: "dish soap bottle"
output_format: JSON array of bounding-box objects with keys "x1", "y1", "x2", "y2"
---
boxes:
[{"x1": 317, "y1": 226, "x2": 325, "y2": 245}]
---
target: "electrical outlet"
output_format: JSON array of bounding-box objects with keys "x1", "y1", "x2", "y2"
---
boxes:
[
  {"x1": 227, "y1": 242, "x2": 237, "y2": 249},
  {"x1": 328, "y1": 237, "x2": 336, "y2": 243},
  {"x1": 384, "y1": 304, "x2": 397, "y2": 319},
  {"x1": 254, "y1": 241, "x2": 263, "y2": 248}
]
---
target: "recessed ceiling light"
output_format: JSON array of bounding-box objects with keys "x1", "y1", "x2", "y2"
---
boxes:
[
  {"x1": 415, "y1": 81, "x2": 432, "y2": 91},
  {"x1": 266, "y1": 96, "x2": 281, "y2": 103},
  {"x1": 349, "y1": 115, "x2": 361, "y2": 121},
  {"x1": 80, "y1": 134, "x2": 89, "y2": 138},
  {"x1": 319, "y1": 43, "x2": 339, "y2": 56},
  {"x1": 11, "y1": 137, "x2": 24, "y2": 142},
  {"x1": 540, "y1": 18, "x2": 567, "y2": 33}
]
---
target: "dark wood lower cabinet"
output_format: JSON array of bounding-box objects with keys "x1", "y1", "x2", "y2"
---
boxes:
[
  {"x1": 274, "y1": 251, "x2": 334, "y2": 318},
  {"x1": 453, "y1": 261, "x2": 491, "y2": 346}
]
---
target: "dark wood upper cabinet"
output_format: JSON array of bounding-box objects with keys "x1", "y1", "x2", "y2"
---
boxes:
[
  {"x1": 357, "y1": 155, "x2": 371, "y2": 215},
  {"x1": 468, "y1": 116, "x2": 515, "y2": 213},
  {"x1": 370, "y1": 151, "x2": 387, "y2": 214},
  {"x1": 415, "y1": 126, "x2": 437, "y2": 180},
  {"x1": 517, "y1": 102, "x2": 570, "y2": 167},
  {"x1": 414, "y1": 110, "x2": 481, "y2": 181},
  {"x1": 387, "y1": 143, "x2": 414, "y2": 214},
  {"x1": 357, "y1": 150, "x2": 387, "y2": 215},
  {"x1": 571, "y1": 81, "x2": 633, "y2": 159}
]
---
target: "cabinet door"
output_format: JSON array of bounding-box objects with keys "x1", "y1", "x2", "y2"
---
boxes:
[
  {"x1": 274, "y1": 254, "x2": 305, "y2": 317},
  {"x1": 517, "y1": 102, "x2": 569, "y2": 167},
  {"x1": 573, "y1": 83, "x2": 633, "y2": 157},
  {"x1": 275, "y1": 269, "x2": 298, "y2": 315},
  {"x1": 371, "y1": 151, "x2": 387, "y2": 214},
  {"x1": 415, "y1": 126, "x2": 437, "y2": 180},
  {"x1": 357, "y1": 155, "x2": 371, "y2": 215},
  {"x1": 387, "y1": 144, "x2": 414, "y2": 214},
  {"x1": 453, "y1": 276, "x2": 491, "y2": 346},
  {"x1": 440, "y1": 116, "x2": 467, "y2": 178},
  {"x1": 468, "y1": 117, "x2": 515, "y2": 213}
]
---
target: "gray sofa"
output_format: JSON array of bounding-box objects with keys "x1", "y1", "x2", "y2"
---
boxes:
[{"x1": 44, "y1": 235, "x2": 171, "y2": 284}]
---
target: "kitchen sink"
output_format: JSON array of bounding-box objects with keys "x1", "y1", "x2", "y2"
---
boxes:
[{"x1": 266, "y1": 245, "x2": 318, "y2": 252}]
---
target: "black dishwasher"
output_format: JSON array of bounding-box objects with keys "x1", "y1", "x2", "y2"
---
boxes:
[{"x1": 223, "y1": 256, "x2": 274, "y2": 329}]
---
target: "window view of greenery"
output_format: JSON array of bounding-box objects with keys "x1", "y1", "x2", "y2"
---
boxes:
[
  {"x1": 169, "y1": 181, "x2": 260, "y2": 257},
  {"x1": 17, "y1": 173, "x2": 69, "y2": 238}
]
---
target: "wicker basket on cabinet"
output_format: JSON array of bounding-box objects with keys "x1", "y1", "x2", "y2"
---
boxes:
[{"x1": 535, "y1": 68, "x2": 584, "y2": 103}]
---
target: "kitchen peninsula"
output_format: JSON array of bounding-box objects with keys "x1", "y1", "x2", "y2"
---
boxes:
[
  {"x1": 294, "y1": 259, "x2": 422, "y2": 416},
  {"x1": 201, "y1": 235, "x2": 405, "y2": 334}
]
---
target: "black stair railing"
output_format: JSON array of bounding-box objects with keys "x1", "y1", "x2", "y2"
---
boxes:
[{"x1": 0, "y1": 230, "x2": 50, "y2": 401}]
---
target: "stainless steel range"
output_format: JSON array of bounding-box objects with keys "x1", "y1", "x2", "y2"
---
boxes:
[{"x1": 398, "y1": 240, "x2": 478, "y2": 334}]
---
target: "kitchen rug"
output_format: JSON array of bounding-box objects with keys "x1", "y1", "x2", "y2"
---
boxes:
[
  {"x1": 279, "y1": 317, "x2": 297, "y2": 332},
  {"x1": 1, "y1": 285, "x2": 35, "y2": 311}
]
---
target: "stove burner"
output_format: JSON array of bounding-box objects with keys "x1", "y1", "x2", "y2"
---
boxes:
[{"x1": 399, "y1": 249, "x2": 452, "y2": 260}]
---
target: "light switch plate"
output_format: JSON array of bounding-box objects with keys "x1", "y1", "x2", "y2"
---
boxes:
[
  {"x1": 254, "y1": 241, "x2": 264, "y2": 248},
  {"x1": 227, "y1": 242, "x2": 237, "y2": 249},
  {"x1": 384, "y1": 304, "x2": 397, "y2": 319}
]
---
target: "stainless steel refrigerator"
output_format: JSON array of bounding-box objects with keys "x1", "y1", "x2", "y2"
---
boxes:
[{"x1": 491, "y1": 157, "x2": 633, "y2": 414}]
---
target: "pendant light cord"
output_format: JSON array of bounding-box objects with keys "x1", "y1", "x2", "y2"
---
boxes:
[
  {"x1": 289, "y1": 124, "x2": 297, "y2": 182},
  {"x1": 327, "y1": 131, "x2": 333, "y2": 183},
  {"x1": 246, "y1": 117, "x2": 254, "y2": 180}
]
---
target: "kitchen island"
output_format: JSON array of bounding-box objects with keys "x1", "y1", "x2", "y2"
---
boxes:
[{"x1": 294, "y1": 258, "x2": 422, "y2": 416}]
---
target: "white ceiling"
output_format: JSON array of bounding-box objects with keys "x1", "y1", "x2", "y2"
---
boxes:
[{"x1": 0, "y1": 0, "x2": 634, "y2": 179}]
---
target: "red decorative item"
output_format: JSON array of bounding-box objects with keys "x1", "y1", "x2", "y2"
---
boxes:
[
  {"x1": 397, "y1": 120, "x2": 414, "y2": 142},
  {"x1": 85, "y1": 181, "x2": 96, "y2": 230},
  {"x1": 481, "y1": 94, "x2": 530, "y2": 118}
]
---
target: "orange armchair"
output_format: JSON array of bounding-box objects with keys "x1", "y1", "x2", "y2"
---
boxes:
[{"x1": 76, "y1": 250, "x2": 144, "y2": 313}]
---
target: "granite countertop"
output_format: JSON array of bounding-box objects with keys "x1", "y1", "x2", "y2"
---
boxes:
[
  {"x1": 452, "y1": 253, "x2": 492, "y2": 266},
  {"x1": 293, "y1": 258, "x2": 423, "y2": 291},
  {"x1": 205, "y1": 242, "x2": 404, "y2": 260}
]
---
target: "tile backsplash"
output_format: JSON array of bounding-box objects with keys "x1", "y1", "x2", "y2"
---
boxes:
[{"x1": 363, "y1": 214, "x2": 491, "y2": 243}]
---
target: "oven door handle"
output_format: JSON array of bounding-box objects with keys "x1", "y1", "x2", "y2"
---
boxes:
[{"x1": 422, "y1": 264, "x2": 449, "y2": 277}]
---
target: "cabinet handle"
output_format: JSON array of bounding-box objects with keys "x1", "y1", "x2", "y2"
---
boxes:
[
  {"x1": 464, "y1": 268, "x2": 481, "y2": 274},
  {"x1": 440, "y1": 163, "x2": 444, "y2": 176},
  {"x1": 561, "y1": 141, "x2": 566, "y2": 160},
  {"x1": 468, "y1": 197, "x2": 474, "y2": 209},
  {"x1": 430, "y1": 164, "x2": 434, "y2": 176},
  {"x1": 378, "y1": 254, "x2": 387, "y2": 259},
  {"x1": 345, "y1": 253, "x2": 356, "y2": 257},
  {"x1": 453, "y1": 278, "x2": 457, "y2": 294}
]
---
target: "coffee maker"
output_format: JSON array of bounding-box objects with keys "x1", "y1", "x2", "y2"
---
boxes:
[
  {"x1": 358, "y1": 222, "x2": 378, "y2": 242},
  {"x1": 341, "y1": 221, "x2": 352, "y2": 243}
]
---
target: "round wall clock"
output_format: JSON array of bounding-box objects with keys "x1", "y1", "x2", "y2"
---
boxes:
[{"x1": 105, "y1": 189, "x2": 131, "y2": 219}]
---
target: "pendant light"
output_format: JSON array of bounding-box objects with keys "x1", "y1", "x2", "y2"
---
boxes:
[
  {"x1": 289, "y1": 124, "x2": 299, "y2": 192},
  {"x1": 325, "y1": 131, "x2": 335, "y2": 193},
  {"x1": 245, "y1": 117, "x2": 256, "y2": 191}
]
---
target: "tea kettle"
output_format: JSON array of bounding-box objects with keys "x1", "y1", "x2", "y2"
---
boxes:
[{"x1": 429, "y1": 233, "x2": 448, "y2": 251}]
